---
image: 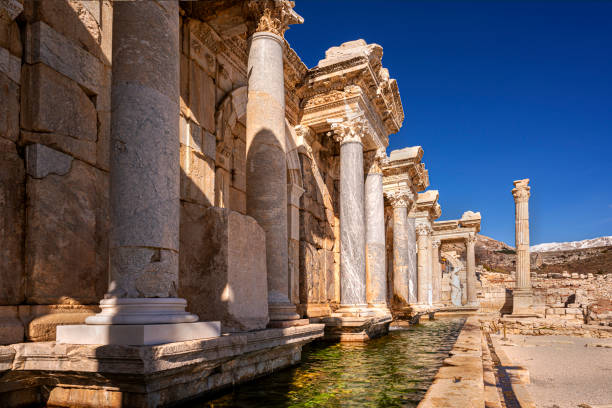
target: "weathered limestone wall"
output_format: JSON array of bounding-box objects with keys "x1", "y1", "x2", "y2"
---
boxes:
[
  {"x1": 297, "y1": 135, "x2": 339, "y2": 317},
  {"x1": 1, "y1": 0, "x2": 113, "y2": 344}
]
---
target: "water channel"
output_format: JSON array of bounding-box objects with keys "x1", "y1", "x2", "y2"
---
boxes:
[{"x1": 196, "y1": 316, "x2": 466, "y2": 408}]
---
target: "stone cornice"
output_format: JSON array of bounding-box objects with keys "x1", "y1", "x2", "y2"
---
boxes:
[
  {"x1": 382, "y1": 146, "x2": 429, "y2": 194},
  {"x1": 410, "y1": 190, "x2": 441, "y2": 221},
  {"x1": 299, "y1": 40, "x2": 404, "y2": 147}
]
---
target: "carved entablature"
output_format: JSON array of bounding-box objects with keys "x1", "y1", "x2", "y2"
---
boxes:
[
  {"x1": 382, "y1": 146, "x2": 429, "y2": 203},
  {"x1": 432, "y1": 211, "x2": 482, "y2": 243},
  {"x1": 284, "y1": 43, "x2": 308, "y2": 126},
  {"x1": 298, "y1": 40, "x2": 404, "y2": 151},
  {"x1": 512, "y1": 178, "x2": 530, "y2": 203},
  {"x1": 409, "y1": 190, "x2": 440, "y2": 222}
]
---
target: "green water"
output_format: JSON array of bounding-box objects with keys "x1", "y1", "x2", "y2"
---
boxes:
[{"x1": 199, "y1": 317, "x2": 466, "y2": 408}]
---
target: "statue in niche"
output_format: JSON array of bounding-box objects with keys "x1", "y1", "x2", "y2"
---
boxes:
[{"x1": 450, "y1": 266, "x2": 462, "y2": 306}]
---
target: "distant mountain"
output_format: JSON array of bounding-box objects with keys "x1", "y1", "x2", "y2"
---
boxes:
[{"x1": 530, "y1": 236, "x2": 612, "y2": 252}]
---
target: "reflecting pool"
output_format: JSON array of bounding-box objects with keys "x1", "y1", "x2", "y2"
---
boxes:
[{"x1": 197, "y1": 317, "x2": 465, "y2": 408}]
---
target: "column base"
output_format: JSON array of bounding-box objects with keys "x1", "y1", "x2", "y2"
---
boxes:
[
  {"x1": 511, "y1": 289, "x2": 535, "y2": 316},
  {"x1": 85, "y1": 298, "x2": 198, "y2": 325},
  {"x1": 335, "y1": 304, "x2": 377, "y2": 318},
  {"x1": 297, "y1": 303, "x2": 332, "y2": 318},
  {"x1": 268, "y1": 302, "x2": 300, "y2": 322},
  {"x1": 56, "y1": 322, "x2": 221, "y2": 346}
]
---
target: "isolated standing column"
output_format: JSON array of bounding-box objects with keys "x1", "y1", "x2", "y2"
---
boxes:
[
  {"x1": 511, "y1": 178, "x2": 533, "y2": 314},
  {"x1": 245, "y1": 1, "x2": 302, "y2": 322}
]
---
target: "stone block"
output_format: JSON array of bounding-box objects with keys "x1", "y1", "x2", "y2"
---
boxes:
[
  {"x1": 179, "y1": 204, "x2": 268, "y2": 332},
  {"x1": 0, "y1": 306, "x2": 24, "y2": 344},
  {"x1": 0, "y1": 138, "x2": 25, "y2": 305},
  {"x1": 25, "y1": 21, "x2": 103, "y2": 94},
  {"x1": 21, "y1": 63, "x2": 97, "y2": 142},
  {"x1": 0, "y1": 46, "x2": 20, "y2": 83},
  {"x1": 25, "y1": 158, "x2": 107, "y2": 304},
  {"x1": 188, "y1": 60, "x2": 215, "y2": 133},
  {"x1": 229, "y1": 186, "x2": 246, "y2": 215},
  {"x1": 299, "y1": 241, "x2": 320, "y2": 304},
  {"x1": 0, "y1": 70, "x2": 20, "y2": 141},
  {"x1": 26, "y1": 143, "x2": 72, "y2": 178},
  {"x1": 96, "y1": 110, "x2": 110, "y2": 171},
  {"x1": 27, "y1": 312, "x2": 93, "y2": 342},
  {"x1": 232, "y1": 137, "x2": 246, "y2": 191},
  {"x1": 180, "y1": 145, "x2": 214, "y2": 206}
]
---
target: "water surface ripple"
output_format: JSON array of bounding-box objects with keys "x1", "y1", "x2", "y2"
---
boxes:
[{"x1": 199, "y1": 317, "x2": 466, "y2": 408}]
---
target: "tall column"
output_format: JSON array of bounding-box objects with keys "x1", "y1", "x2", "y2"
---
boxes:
[
  {"x1": 511, "y1": 178, "x2": 532, "y2": 315},
  {"x1": 416, "y1": 224, "x2": 430, "y2": 304},
  {"x1": 431, "y1": 239, "x2": 441, "y2": 304},
  {"x1": 245, "y1": 1, "x2": 302, "y2": 323},
  {"x1": 331, "y1": 117, "x2": 370, "y2": 314},
  {"x1": 385, "y1": 190, "x2": 413, "y2": 309},
  {"x1": 426, "y1": 235, "x2": 433, "y2": 305},
  {"x1": 365, "y1": 150, "x2": 388, "y2": 311},
  {"x1": 85, "y1": 1, "x2": 197, "y2": 325},
  {"x1": 466, "y1": 233, "x2": 477, "y2": 306}
]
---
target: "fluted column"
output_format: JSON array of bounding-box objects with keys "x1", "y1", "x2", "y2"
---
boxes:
[
  {"x1": 245, "y1": 1, "x2": 302, "y2": 322},
  {"x1": 86, "y1": 1, "x2": 197, "y2": 325},
  {"x1": 511, "y1": 178, "x2": 532, "y2": 314},
  {"x1": 385, "y1": 190, "x2": 413, "y2": 309},
  {"x1": 431, "y1": 239, "x2": 441, "y2": 304},
  {"x1": 416, "y1": 224, "x2": 430, "y2": 304},
  {"x1": 466, "y1": 233, "x2": 477, "y2": 306},
  {"x1": 365, "y1": 150, "x2": 388, "y2": 311},
  {"x1": 331, "y1": 117, "x2": 370, "y2": 314}
]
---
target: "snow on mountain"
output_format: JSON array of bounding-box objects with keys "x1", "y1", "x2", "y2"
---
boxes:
[{"x1": 530, "y1": 236, "x2": 612, "y2": 252}]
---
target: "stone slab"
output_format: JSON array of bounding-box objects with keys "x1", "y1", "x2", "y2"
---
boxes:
[
  {"x1": 56, "y1": 322, "x2": 221, "y2": 346},
  {"x1": 322, "y1": 315, "x2": 392, "y2": 342}
]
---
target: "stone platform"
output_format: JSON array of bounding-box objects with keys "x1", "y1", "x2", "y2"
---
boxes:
[
  {"x1": 321, "y1": 315, "x2": 392, "y2": 342},
  {"x1": 0, "y1": 324, "x2": 324, "y2": 407}
]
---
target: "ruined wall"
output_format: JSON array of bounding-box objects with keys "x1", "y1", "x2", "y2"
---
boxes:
[
  {"x1": 297, "y1": 135, "x2": 340, "y2": 317},
  {"x1": 1, "y1": 0, "x2": 112, "y2": 344}
]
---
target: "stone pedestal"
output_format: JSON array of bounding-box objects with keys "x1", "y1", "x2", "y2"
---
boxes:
[
  {"x1": 466, "y1": 233, "x2": 478, "y2": 306},
  {"x1": 510, "y1": 179, "x2": 536, "y2": 316},
  {"x1": 57, "y1": 1, "x2": 217, "y2": 344},
  {"x1": 245, "y1": 4, "x2": 302, "y2": 324}
]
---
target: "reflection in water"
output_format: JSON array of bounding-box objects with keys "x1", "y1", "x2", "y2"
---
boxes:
[{"x1": 197, "y1": 317, "x2": 465, "y2": 408}]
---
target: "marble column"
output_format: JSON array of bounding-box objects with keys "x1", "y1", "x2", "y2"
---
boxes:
[
  {"x1": 511, "y1": 178, "x2": 533, "y2": 314},
  {"x1": 431, "y1": 239, "x2": 441, "y2": 304},
  {"x1": 365, "y1": 150, "x2": 388, "y2": 311},
  {"x1": 331, "y1": 117, "x2": 370, "y2": 314},
  {"x1": 386, "y1": 190, "x2": 413, "y2": 308},
  {"x1": 426, "y1": 235, "x2": 433, "y2": 305},
  {"x1": 245, "y1": 1, "x2": 302, "y2": 322},
  {"x1": 86, "y1": 0, "x2": 197, "y2": 325},
  {"x1": 406, "y1": 218, "x2": 417, "y2": 303},
  {"x1": 466, "y1": 233, "x2": 477, "y2": 306},
  {"x1": 416, "y1": 224, "x2": 430, "y2": 305}
]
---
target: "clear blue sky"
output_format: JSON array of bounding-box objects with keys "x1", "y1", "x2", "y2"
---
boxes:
[{"x1": 285, "y1": 0, "x2": 612, "y2": 246}]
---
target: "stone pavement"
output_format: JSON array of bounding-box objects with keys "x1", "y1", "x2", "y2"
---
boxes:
[{"x1": 494, "y1": 334, "x2": 612, "y2": 408}]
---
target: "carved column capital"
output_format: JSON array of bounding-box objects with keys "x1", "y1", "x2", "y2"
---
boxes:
[
  {"x1": 466, "y1": 233, "x2": 477, "y2": 245},
  {"x1": 327, "y1": 116, "x2": 371, "y2": 145},
  {"x1": 385, "y1": 189, "x2": 413, "y2": 209},
  {"x1": 416, "y1": 224, "x2": 431, "y2": 237},
  {"x1": 364, "y1": 148, "x2": 387, "y2": 175},
  {"x1": 431, "y1": 239, "x2": 441, "y2": 249},
  {"x1": 246, "y1": 0, "x2": 303, "y2": 38},
  {"x1": 512, "y1": 178, "x2": 531, "y2": 203}
]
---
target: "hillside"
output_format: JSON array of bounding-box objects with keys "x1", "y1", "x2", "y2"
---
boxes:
[
  {"x1": 475, "y1": 235, "x2": 612, "y2": 275},
  {"x1": 531, "y1": 236, "x2": 612, "y2": 252}
]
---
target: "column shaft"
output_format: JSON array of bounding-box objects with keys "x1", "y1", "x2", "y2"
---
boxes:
[
  {"x1": 466, "y1": 235, "x2": 477, "y2": 305},
  {"x1": 392, "y1": 205, "x2": 409, "y2": 305},
  {"x1": 416, "y1": 225, "x2": 429, "y2": 304},
  {"x1": 431, "y1": 240, "x2": 441, "y2": 304},
  {"x1": 365, "y1": 172, "x2": 386, "y2": 306},
  {"x1": 340, "y1": 141, "x2": 367, "y2": 306},
  {"x1": 515, "y1": 199, "x2": 530, "y2": 289},
  {"x1": 87, "y1": 1, "x2": 197, "y2": 325},
  {"x1": 406, "y1": 218, "x2": 417, "y2": 303},
  {"x1": 246, "y1": 32, "x2": 297, "y2": 321}
]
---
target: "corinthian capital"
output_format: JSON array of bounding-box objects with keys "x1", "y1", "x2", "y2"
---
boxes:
[
  {"x1": 364, "y1": 148, "x2": 387, "y2": 174},
  {"x1": 432, "y1": 239, "x2": 441, "y2": 249},
  {"x1": 512, "y1": 178, "x2": 530, "y2": 203},
  {"x1": 246, "y1": 0, "x2": 303, "y2": 38},
  {"x1": 416, "y1": 224, "x2": 430, "y2": 237},
  {"x1": 385, "y1": 189, "x2": 413, "y2": 209},
  {"x1": 327, "y1": 116, "x2": 371, "y2": 145},
  {"x1": 466, "y1": 233, "x2": 477, "y2": 244}
]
